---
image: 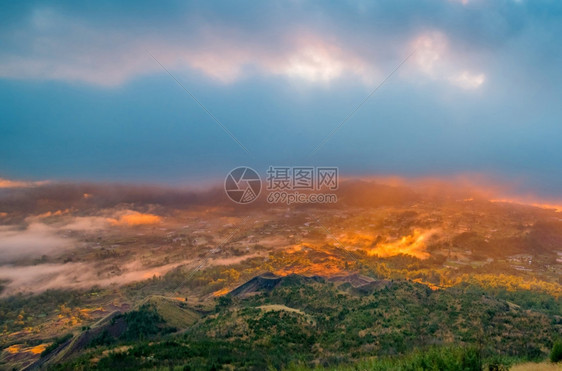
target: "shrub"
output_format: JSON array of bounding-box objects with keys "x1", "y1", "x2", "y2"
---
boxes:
[
  {"x1": 551, "y1": 340, "x2": 562, "y2": 363},
  {"x1": 119, "y1": 304, "x2": 173, "y2": 341},
  {"x1": 89, "y1": 329, "x2": 115, "y2": 347}
]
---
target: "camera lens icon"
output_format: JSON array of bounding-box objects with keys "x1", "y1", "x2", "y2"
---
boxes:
[{"x1": 224, "y1": 167, "x2": 262, "y2": 204}]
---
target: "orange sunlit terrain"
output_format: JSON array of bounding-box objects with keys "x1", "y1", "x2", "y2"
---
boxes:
[
  {"x1": 107, "y1": 211, "x2": 162, "y2": 226},
  {"x1": 365, "y1": 229, "x2": 437, "y2": 260},
  {"x1": 1, "y1": 178, "x2": 561, "y2": 368}
]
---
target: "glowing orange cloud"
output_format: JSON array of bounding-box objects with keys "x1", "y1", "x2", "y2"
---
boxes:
[
  {"x1": 491, "y1": 199, "x2": 562, "y2": 213},
  {"x1": 107, "y1": 211, "x2": 162, "y2": 226},
  {"x1": 0, "y1": 178, "x2": 49, "y2": 188},
  {"x1": 346, "y1": 174, "x2": 562, "y2": 210},
  {"x1": 367, "y1": 229, "x2": 438, "y2": 260},
  {"x1": 338, "y1": 232, "x2": 378, "y2": 247},
  {"x1": 37, "y1": 209, "x2": 70, "y2": 218}
]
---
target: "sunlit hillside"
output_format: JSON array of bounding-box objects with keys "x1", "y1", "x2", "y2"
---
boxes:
[{"x1": 0, "y1": 180, "x2": 561, "y2": 369}]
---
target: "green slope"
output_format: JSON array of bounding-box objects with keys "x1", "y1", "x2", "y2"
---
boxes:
[{"x1": 50, "y1": 276, "x2": 562, "y2": 370}]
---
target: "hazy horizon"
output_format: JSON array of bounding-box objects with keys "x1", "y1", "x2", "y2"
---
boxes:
[{"x1": 1, "y1": 0, "x2": 562, "y2": 198}]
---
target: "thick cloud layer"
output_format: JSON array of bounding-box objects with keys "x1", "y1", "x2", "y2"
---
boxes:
[
  {"x1": 0, "y1": 1, "x2": 561, "y2": 195},
  {"x1": 2, "y1": 1, "x2": 560, "y2": 86}
]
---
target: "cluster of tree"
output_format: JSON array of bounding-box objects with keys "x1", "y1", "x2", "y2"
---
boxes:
[
  {"x1": 88, "y1": 304, "x2": 175, "y2": 348},
  {"x1": 53, "y1": 278, "x2": 561, "y2": 370}
]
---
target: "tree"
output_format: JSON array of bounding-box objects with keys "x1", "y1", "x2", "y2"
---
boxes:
[{"x1": 551, "y1": 339, "x2": 562, "y2": 363}]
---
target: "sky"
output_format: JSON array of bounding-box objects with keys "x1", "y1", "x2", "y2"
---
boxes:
[{"x1": 0, "y1": 0, "x2": 561, "y2": 197}]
